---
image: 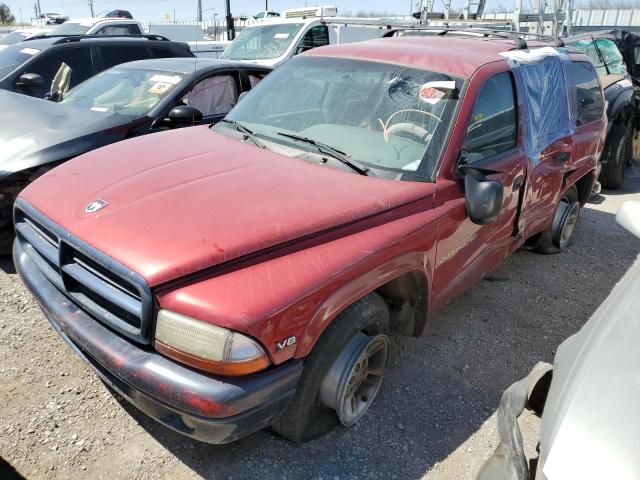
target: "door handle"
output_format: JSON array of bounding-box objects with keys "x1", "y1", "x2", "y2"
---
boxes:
[
  {"x1": 512, "y1": 175, "x2": 524, "y2": 191},
  {"x1": 553, "y1": 151, "x2": 570, "y2": 162}
]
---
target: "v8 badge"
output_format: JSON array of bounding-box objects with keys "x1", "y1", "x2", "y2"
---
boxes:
[{"x1": 276, "y1": 336, "x2": 297, "y2": 351}]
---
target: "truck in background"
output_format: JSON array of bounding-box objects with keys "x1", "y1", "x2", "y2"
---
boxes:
[{"x1": 220, "y1": 7, "x2": 414, "y2": 67}]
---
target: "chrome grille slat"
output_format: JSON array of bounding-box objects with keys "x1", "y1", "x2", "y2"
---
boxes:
[{"x1": 14, "y1": 202, "x2": 153, "y2": 344}]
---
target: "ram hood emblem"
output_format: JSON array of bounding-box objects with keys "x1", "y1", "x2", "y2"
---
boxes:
[{"x1": 85, "y1": 199, "x2": 108, "y2": 213}]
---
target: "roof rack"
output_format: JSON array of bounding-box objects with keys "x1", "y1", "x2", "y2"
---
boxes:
[
  {"x1": 23, "y1": 34, "x2": 170, "y2": 43},
  {"x1": 383, "y1": 26, "x2": 528, "y2": 49},
  {"x1": 383, "y1": 26, "x2": 565, "y2": 49}
]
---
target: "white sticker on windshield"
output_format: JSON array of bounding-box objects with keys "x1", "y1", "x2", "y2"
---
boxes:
[
  {"x1": 90, "y1": 107, "x2": 109, "y2": 112},
  {"x1": 20, "y1": 47, "x2": 40, "y2": 56},
  {"x1": 274, "y1": 33, "x2": 290, "y2": 39},
  {"x1": 149, "y1": 74, "x2": 182, "y2": 85},
  {"x1": 419, "y1": 81, "x2": 456, "y2": 105},
  {"x1": 149, "y1": 82, "x2": 173, "y2": 95},
  {"x1": 0, "y1": 45, "x2": 7, "y2": 51}
]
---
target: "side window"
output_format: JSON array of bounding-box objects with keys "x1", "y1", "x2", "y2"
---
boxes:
[
  {"x1": 295, "y1": 26, "x2": 329, "y2": 54},
  {"x1": 463, "y1": 72, "x2": 518, "y2": 163},
  {"x1": 127, "y1": 24, "x2": 142, "y2": 35},
  {"x1": 150, "y1": 46, "x2": 181, "y2": 58},
  {"x1": 100, "y1": 46, "x2": 150, "y2": 69},
  {"x1": 566, "y1": 61, "x2": 604, "y2": 126},
  {"x1": 96, "y1": 26, "x2": 132, "y2": 35},
  {"x1": 182, "y1": 74, "x2": 239, "y2": 117},
  {"x1": 24, "y1": 47, "x2": 93, "y2": 94}
]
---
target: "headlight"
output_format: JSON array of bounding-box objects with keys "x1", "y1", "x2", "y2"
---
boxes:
[{"x1": 154, "y1": 309, "x2": 270, "y2": 376}]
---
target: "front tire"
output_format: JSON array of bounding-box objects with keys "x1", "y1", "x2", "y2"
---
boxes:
[
  {"x1": 600, "y1": 124, "x2": 630, "y2": 190},
  {"x1": 272, "y1": 293, "x2": 389, "y2": 443}
]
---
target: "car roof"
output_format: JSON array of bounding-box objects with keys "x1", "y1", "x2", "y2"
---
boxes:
[
  {"x1": 306, "y1": 35, "x2": 557, "y2": 78},
  {"x1": 116, "y1": 57, "x2": 271, "y2": 75},
  {"x1": 64, "y1": 17, "x2": 137, "y2": 26}
]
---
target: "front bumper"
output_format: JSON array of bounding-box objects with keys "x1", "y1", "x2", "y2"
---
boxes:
[{"x1": 14, "y1": 240, "x2": 303, "y2": 444}]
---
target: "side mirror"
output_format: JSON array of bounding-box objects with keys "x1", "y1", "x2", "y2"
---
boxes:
[
  {"x1": 616, "y1": 201, "x2": 640, "y2": 239},
  {"x1": 460, "y1": 164, "x2": 504, "y2": 225},
  {"x1": 17, "y1": 73, "x2": 45, "y2": 89},
  {"x1": 167, "y1": 105, "x2": 203, "y2": 125}
]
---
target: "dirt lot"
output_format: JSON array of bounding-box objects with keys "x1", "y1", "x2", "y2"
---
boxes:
[{"x1": 2, "y1": 173, "x2": 640, "y2": 480}]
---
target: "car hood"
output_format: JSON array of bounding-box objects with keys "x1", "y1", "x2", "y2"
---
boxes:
[
  {"x1": 0, "y1": 90, "x2": 133, "y2": 177},
  {"x1": 20, "y1": 126, "x2": 433, "y2": 286},
  {"x1": 538, "y1": 257, "x2": 640, "y2": 480}
]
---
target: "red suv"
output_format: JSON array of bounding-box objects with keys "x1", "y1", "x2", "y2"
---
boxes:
[{"x1": 13, "y1": 34, "x2": 606, "y2": 443}]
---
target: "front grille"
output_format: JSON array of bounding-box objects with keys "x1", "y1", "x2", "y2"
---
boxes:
[{"x1": 14, "y1": 200, "x2": 153, "y2": 344}]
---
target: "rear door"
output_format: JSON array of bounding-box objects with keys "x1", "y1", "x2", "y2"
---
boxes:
[
  {"x1": 432, "y1": 69, "x2": 527, "y2": 305},
  {"x1": 518, "y1": 61, "x2": 604, "y2": 240}
]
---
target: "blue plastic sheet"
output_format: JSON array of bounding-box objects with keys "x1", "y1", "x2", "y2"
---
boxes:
[{"x1": 501, "y1": 48, "x2": 575, "y2": 161}]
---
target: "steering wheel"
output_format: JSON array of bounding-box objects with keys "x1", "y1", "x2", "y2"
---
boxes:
[
  {"x1": 379, "y1": 109, "x2": 443, "y2": 142},
  {"x1": 385, "y1": 123, "x2": 431, "y2": 142}
]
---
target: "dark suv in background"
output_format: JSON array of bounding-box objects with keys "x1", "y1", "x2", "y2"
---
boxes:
[
  {"x1": 567, "y1": 31, "x2": 640, "y2": 189},
  {"x1": 0, "y1": 35, "x2": 193, "y2": 99}
]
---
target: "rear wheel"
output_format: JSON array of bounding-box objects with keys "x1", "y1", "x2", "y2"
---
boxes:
[
  {"x1": 272, "y1": 293, "x2": 389, "y2": 443},
  {"x1": 536, "y1": 185, "x2": 580, "y2": 255},
  {"x1": 600, "y1": 124, "x2": 630, "y2": 190}
]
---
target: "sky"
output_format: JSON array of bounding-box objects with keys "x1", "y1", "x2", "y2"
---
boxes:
[{"x1": 3, "y1": 1, "x2": 429, "y2": 23}]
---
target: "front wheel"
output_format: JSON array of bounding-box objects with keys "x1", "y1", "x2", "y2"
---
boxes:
[
  {"x1": 600, "y1": 124, "x2": 630, "y2": 190},
  {"x1": 272, "y1": 293, "x2": 390, "y2": 443},
  {"x1": 536, "y1": 185, "x2": 580, "y2": 255}
]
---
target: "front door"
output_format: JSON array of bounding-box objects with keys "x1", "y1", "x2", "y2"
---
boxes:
[{"x1": 432, "y1": 71, "x2": 526, "y2": 307}]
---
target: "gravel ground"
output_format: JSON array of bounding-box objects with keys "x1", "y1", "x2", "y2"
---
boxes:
[{"x1": 2, "y1": 173, "x2": 640, "y2": 480}]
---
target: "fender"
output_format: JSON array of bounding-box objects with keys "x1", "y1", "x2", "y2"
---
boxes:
[
  {"x1": 294, "y1": 251, "x2": 432, "y2": 358},
  {"x1": 604, "y1": 81, "x2": 634, "y2": 130}
]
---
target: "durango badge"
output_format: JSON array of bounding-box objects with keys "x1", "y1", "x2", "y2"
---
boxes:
[{"x1": 85, "y1": 199, "x2": 108, "y2": 213}]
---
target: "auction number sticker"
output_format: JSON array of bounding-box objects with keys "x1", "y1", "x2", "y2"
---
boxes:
[
  {"x1": 418, "y1": 80, "x2": 456, "y2": 105},
  {"x1": 274, "y1": 33, "x2": 290, "y2": 39}
]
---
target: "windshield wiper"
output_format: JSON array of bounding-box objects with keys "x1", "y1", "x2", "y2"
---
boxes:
[
  {"x1": 220, "y1": 119, "x2": 266, "y2": 149},
  {"x1": 276, "y1": 132, "x2": 369, "y2": 176}
]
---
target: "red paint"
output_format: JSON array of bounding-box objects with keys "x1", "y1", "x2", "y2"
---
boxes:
[{"x1": 20, "y1": 38, "x2": 606, "y2": 370}]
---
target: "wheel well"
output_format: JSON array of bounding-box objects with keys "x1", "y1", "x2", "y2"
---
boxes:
[
  {"x1": 375, "y1": 271, "x2": 428, "y2": 336},
  {"x1": 572, "y1": 173, "x2": 594, "y2": 206}
]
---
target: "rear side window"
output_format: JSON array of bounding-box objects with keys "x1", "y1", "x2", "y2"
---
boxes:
[
  {"x1": 24, "y1": 46, "x2": 93, "y2": 93},
  {"x1": 150, "y1": 46, "x2": 184, "y2": 58},
  {"x1": 296, "y1": 25, "x2": 329, "y2": 54},
  {"x1": 96, "y1": 24, "x2": 142, "y2": 35},
  {"x1": 463, "y1": 72, "x2": 518, "y2": 163},
  {"x1": 566, "y1": 61, "x2": 604, "y2": 126},
  {"x1": 100, "y1": 45, "x2": 150, "y2": 69}
]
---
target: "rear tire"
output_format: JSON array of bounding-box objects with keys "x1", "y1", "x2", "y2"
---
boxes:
[
  {"x1": 271, "y1": 293, "x2": 389, "y2": 443},
  {"x1": 536, "y1": 185, "x2": 580, "y2": 255},
  {"x1": 600, "y1": 125, "x2": 629, "y2": 190}
]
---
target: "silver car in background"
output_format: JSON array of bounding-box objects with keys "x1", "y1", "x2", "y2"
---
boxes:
[{"x1": 478, "y1": 200, "x2": 640, "y2": 480}]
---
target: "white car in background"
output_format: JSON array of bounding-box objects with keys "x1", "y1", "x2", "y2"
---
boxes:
[
  {"x1": 478, "y1": 201, "x2": 640, "y2": 480},
  {"x1": 31, "y1": 12, "x2": 67, "y2": 27},
  {"x1": 0, "y1": 29, "x2": 47, "y2": 49},
  {"x1": 44, "y1": 18, "x2": 145, "y2": 36}
]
